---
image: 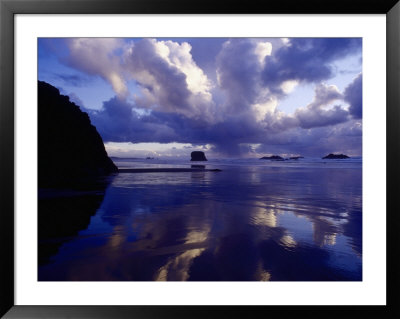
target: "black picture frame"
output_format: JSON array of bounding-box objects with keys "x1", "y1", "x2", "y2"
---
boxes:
[{"x1": 1, "y1": 0, "x2": 399, "y2": 318}]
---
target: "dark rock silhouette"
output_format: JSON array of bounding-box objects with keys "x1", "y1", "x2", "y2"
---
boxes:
[
  {"x1": 38, "y1": 81, "x2": 118, "y2": 187},
  {"x1": 290, "y1": 156, "x2": 304, "y2": 160},
  {"x1": 322, "y1": 153, "x2": 350, "y2": 159},
  {"x1": 260, "y1": 155, "x2": 284, "y2": 161},
  {"x1": 38, "y1": 189, "x2": 107, "y2": 266},
  {"x1": 191, "y1": 151, "x2": 207, "y2": 161}
]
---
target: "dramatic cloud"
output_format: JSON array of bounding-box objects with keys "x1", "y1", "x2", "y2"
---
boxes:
[
  {"x1": 40, "y1": 37, "x2": 363, "y2": 157},
  {"x1": 261, "y1": 38, "x2": 362, "y2": 94},
  {"x1": 123, "y1": 39, "x2": 215, "y2": 121},
  {"x1": 216, "y1": 39, "x2": 286, "y2": 123},
  {"x1": 87, "y1": 97, "x2": 181, "y2": 143},
  {"x1": 294, "y1": 83, "x2": 349, "y2": 129},
  {"x1": 64, "y1": 38, "x2": 128, "y2": 97},
  {"x1": 254, "y1": 119, "x2": 362, "y2": 157},
  {"x1": 344, "y1": 73, "x2": 362, "y2": 119},
  {"x1": 216, "y1": 39, "x2": 270, "y2": 114}
]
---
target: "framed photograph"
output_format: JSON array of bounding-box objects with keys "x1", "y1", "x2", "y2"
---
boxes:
[{"x1": 1, "y1": 0, "x2": 399, "y2": 318}]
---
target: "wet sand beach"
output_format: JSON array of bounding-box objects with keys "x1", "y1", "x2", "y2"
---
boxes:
[
  {"x1": 119, "y1": 168, "x2": 222, "y2": 173},
  {"x1": 38, "y1": 159, "x2": 362, "y2": 281}
]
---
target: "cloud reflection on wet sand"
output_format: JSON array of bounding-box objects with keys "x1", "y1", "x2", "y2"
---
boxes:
[{"x1": 38, "y1": 166, "x2": 362, "y2": 281}]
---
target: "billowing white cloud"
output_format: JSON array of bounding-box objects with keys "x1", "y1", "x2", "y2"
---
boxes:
[
  {"x1": 49, "y1": 37, "x2": 362, "y2": 157},
  {"x1": 65, "y1": 38, "x2": 215, "y2": 121},
  {"x1": 280, "y1": 80, "x2": 299, "y2": 94},
  {"x1": 254, "y1": 41, "x2": 272, "y2": 66},
  {"x1": 65, "y1": 38, "x2": 128, "y2": 97},
  {"x1": 216, "y1": 39, "x2": 273, "y2": 117},
  {"x1": 123, "y1": 39, "x2": 215, "y2": 121}
]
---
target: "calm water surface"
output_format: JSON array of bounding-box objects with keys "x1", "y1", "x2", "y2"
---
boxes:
[{"x1": 39, "y1": 159, "x2": 362, "y2": 281}]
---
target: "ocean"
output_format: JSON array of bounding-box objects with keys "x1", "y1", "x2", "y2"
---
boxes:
[{"x1": 38, "y1": 157, "x2": 362, "y2": 281}]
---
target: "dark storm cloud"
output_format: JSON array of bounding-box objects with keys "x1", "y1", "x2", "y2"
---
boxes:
[
  {"x1": 205, "y1": 115, "x2": 265, "y2": 155},
  {"x1": 255, "y1": 120, "x2": 362, "y2": 157},
  {"x1": 296, "y1": 105, "x2": 349, "y2": 129},
  {"x1": 88, "y1": 96, "x2": 219, "y2": 146},
  {"x1": 88, "y1": 94, "x2": 358, "y2": 158},
  {"x1": 216, "y1": 39, "x2": 262, "y2": 113},
  {"x1": 261, "y1": 38, "x2": 362, "y2": 94},
  {"x1": 87, "y1": 97, "x2": 179, "y2": 143},
  {"x1": 294, "y1": 83, "x2": 349, "y2": 129},
  {"x1": 88, "y1": 89, "x2": 360, "y2": 157},
  {"x1": 88, "y1": 94, "x2": 262, "y2": 156},
  {"x1": 344, "y1": 73, "x2": 362, "y2": 119}
]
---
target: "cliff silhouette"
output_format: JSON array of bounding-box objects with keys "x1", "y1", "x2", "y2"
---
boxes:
[{"x1": 38, "y1": 81, "x2": 118, "y2": 187}]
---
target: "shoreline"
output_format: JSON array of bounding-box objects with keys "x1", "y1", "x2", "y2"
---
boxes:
[{"x1": 118, "y1": 168, "x2": 222, "y2": 173}]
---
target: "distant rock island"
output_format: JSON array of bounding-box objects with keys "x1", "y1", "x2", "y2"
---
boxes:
[
  {"x1": 322, "y1": 153, "x2": 350, "y2": 159},
  {"x1": 289, "y1": 156, "x2": 304, "y2": 160},
  {"x1": 191, "y1": 151, "x2": 207, "y2": 161},
  {"x1": 38, "y1": 81, "x2": 118, "y2": 187},
  {"x1": 260, "y1": 155, "x2": 284, "y2": 161}
]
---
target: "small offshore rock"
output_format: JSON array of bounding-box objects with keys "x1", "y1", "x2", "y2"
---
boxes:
[
  {"x1": 191, "y1": 151, "x2": 208, "y2": 161},
  {"x1": 260, "y1": 155, "x2": 284, "y2": 161},
  {"x1": 322, "y1": 153, "x2": 350, "y2": 159}
]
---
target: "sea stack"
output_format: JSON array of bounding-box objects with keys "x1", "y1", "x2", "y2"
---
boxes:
[
  {"x1": 322, "y1": 153, "x2": 350, "y2": 159},
  {"x1": 191, "y1": 151, "x2": 207, "y2": 161},
  {"x1": 260, "y1": 155, "x2": 284, "y2": 161},
  {"x1": 38, "y1": 81, "x2": 118, "y2": 187}
]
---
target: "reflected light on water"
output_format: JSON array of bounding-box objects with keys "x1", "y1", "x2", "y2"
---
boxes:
[
  {"x1": 279, "y1": 234, "x2": 297, "y2": 249},
  {"x1": 108, "y1": 225, "x2": 126, "y2": 248},
  {"x1": 185, "y1": 228, "x2": 210, "y2": 244},
  {"x1": 39, "y1": 164, "x2": 362, "y2": 281},
  {"x1": 155, "y1": 248, "x2": 206, "y2": 281},
  {"x1": 249, "y1": 207, "x2": 278, "y2": 228}
]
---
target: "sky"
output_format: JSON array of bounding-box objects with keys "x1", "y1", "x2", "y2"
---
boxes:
[{"x1": 38, "y1": 37, "x2": 362, "y2": 159}]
